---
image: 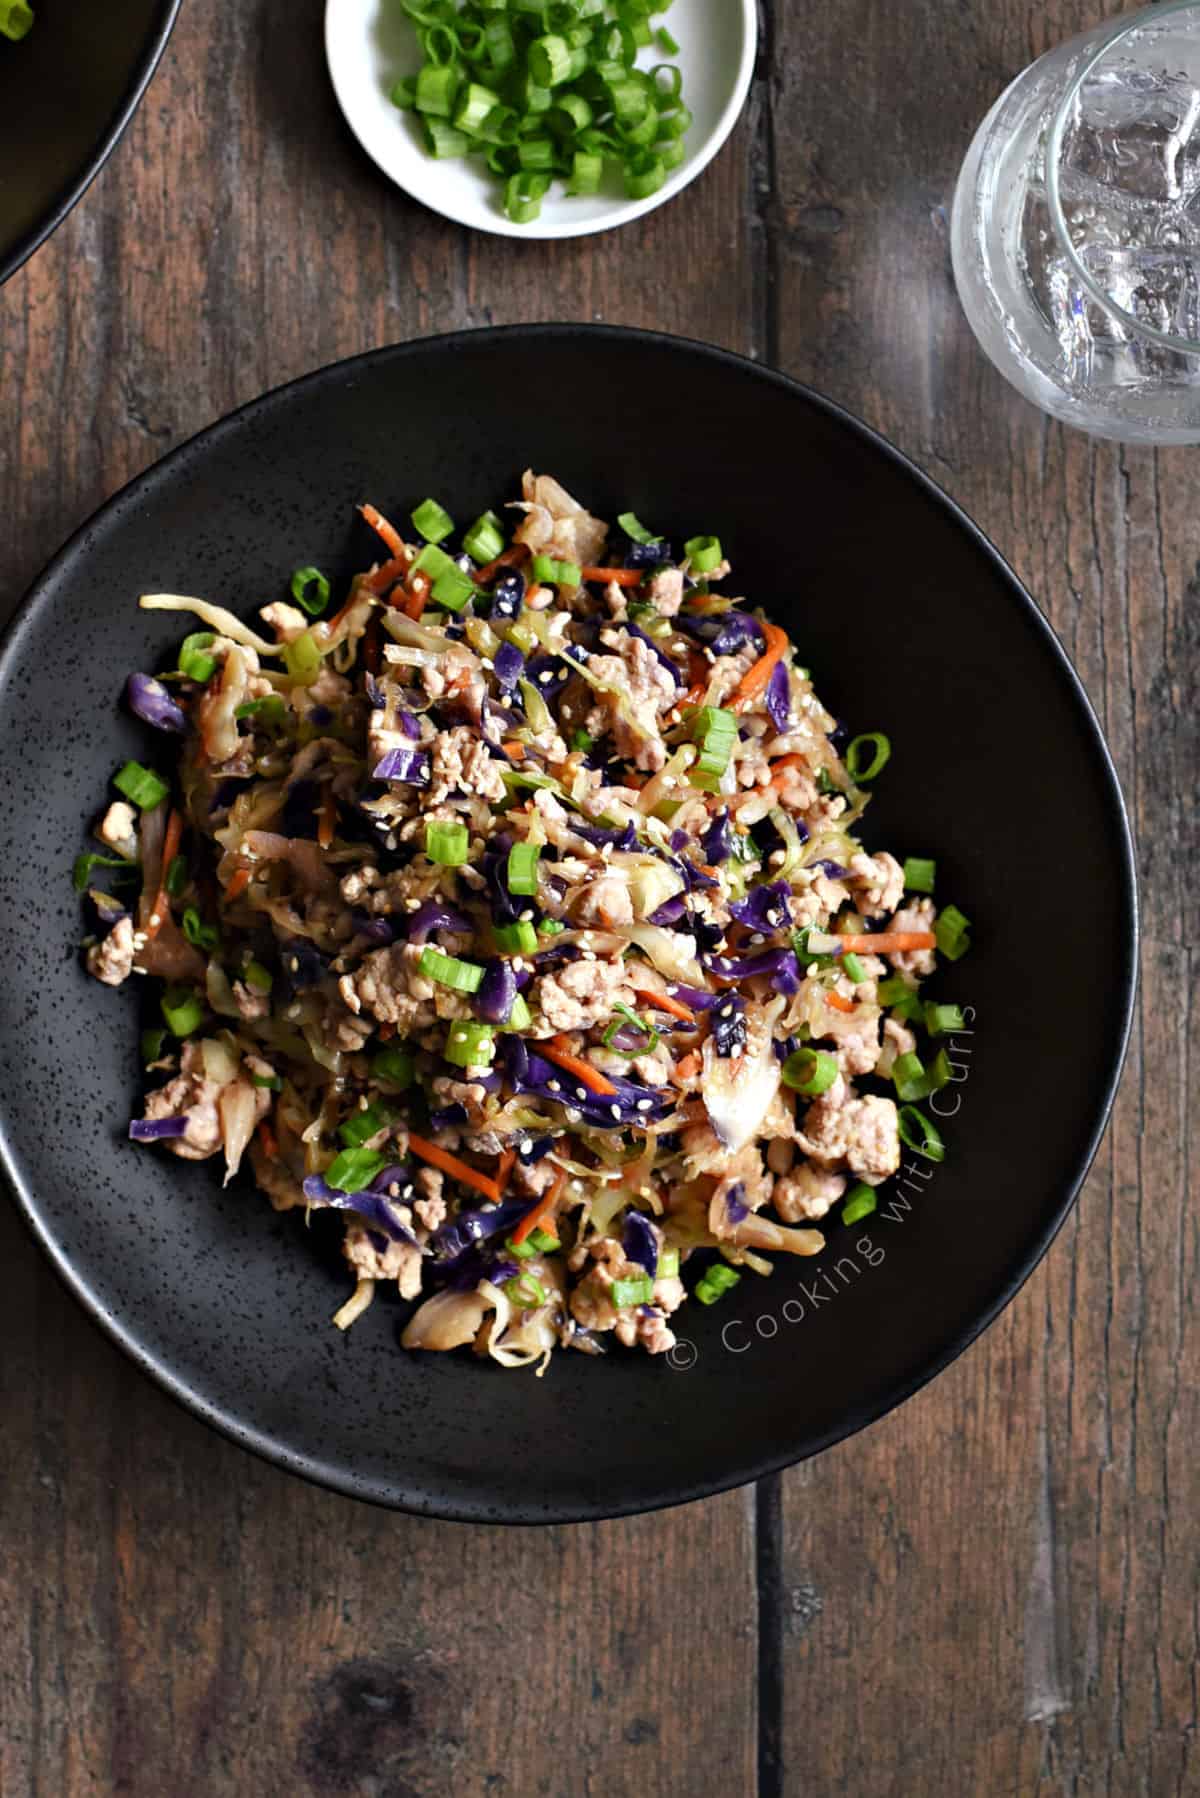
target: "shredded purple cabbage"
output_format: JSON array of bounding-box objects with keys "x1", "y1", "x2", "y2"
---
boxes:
[
  {"x1": 403, "y1": 898, "x2": 472, "y2": 942},
  {"x1": 493, "y1": 641, "x2": 524, "y2": 691},
  {"x1": 373, "y1": 745, "x2": 430, "y2": 783},
  {"x1": 662, "y1": 983, "x2": 721, "y2": 1013},
  {"x1": 476, "y1": 957, "x2": 518, "y2": 1024},
  {"x1": 428, "y1": 1102, "x2": 470, "y2": 1132},
  {"x1": 728, "y1": 880, "x2": 791, "y2": 935},
  {"x1": 487, "y1": 569, "x2": 526, "y2": 620},
  {"x1": 701, "y1": 810, "x2": 736, "y2": 865},
  {"x1": 765, "y1": 659, "x2": 791, "y2": 733},
  {"x1": 365, "y1": 672, "x2": 385, "y2": 709},
  {"x1": 302, "y1": 1174, "x2": 416, "y2": 1243},
  {"x1": 813, "y1": 859, "x2": 848, "y2": 880},
  {"x1": 513, "y1": 1051, "x2": 673, "y2": 1128},
  {"x1": 126, "y1": 672, "x2": 188, "y2": 733},
  {"x1": 712, "y1": 994, "x2": 748, "y2": 1058},
  {"x1": 129, "y1": 1115, "x2": 189, "y2": 1141},
  {"x1": 703, "y1": 947, "x2": 800, "y2": 984},
  {"x1": 649, "y1": 895, "x2": 687, "y2": 926},
  {"x1": 351, "y1": 912, "x2": 395, "y2": 945},
  {"x1": 570, "y1": 820, "x2": 638, "y2": 852},
  {"x1": 623, "y1": 1210, "x2": 659, "y2": 1274},
  {"x1": 725, "y1": 1183, "x2": 748, "y2": 1223}
]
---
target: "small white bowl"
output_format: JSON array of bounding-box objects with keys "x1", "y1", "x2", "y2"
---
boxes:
[{"x1": 324, "y1": 0, "x2": 757, "y2": 240}]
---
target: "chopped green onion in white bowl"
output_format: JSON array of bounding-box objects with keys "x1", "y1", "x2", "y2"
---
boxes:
[{"x1": 324, "y1": 0, "x2": 757, "y2": 239}]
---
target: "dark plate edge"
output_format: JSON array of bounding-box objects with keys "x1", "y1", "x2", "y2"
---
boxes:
[
  {"x1": 0, "y1": 323, "x2": 1141, "y2": 1524},
  {"x1": 0, "y1": 0, "x2": 182, "y2": 287}
]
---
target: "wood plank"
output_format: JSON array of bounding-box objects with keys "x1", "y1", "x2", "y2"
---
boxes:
[
  {"x1": 769, "y1": 2, "x2": 1197, "y2": 1792},
  {"x1": 0, "y1": 2, "x2": 763, "y2": 1793}
]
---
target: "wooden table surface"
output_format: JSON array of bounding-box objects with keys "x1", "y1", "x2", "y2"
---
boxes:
[{"x1": 0, "y1": 2, "x2": 1194, "y2": 1793}]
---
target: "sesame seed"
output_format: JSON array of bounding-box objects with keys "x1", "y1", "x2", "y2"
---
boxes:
[
  {"x1": 547, "y1": 1079, "x2": 561, "y2": 1093},
  {"x1": 406, "y1": 898, "x2": 420, "y2": 911},
  {"x1": 385, "y1": 834, "x2": 398, "y2": 851},
  {"x1": 750, "y1": 932, "x2": 764, "y2": 946},
  {"x1": 582, "y1": 949, "x2": 596, "y2": 961},
  {"x1": 636, "y1": 1099, "x2": 653, "y2": 1113},
  {"x1": 518, "y1": 1140, "x2": 533, "y2": 1157},
  {"x1": 520, "y1": 909, "x2": 533, "y2": 922},
  {"x1": 609, "y1": 1104, "x2": 621, "y2": 1119},
  {"x1": 148, "y1": 912, "x2": 161, "y2": 929},
  {"x1": 575, "y1": 1086, "x2": 587, "y2": 1100},
  {"x1": 766, "y1": 910, "x2": 781, "y2": 925},
  {"x1": 770, "y1": 850, "x2": 786, "y2": 865},
  {"x1": 539, "y1": 670, "x2": 554, "y2": 684},
  {"x1": 565, "y1": 1107, "x2": 582, "y2": 1123},
  {"x1": 288, "y1": 956, "x2": 300, "y2": 972}
]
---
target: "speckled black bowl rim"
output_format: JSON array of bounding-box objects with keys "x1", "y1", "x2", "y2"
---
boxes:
[
  {"x1": 0, "y1": 326, "x2": 1139, "y2": 1522},
  {"x1": 0, "y1": 0, "x2": 181, "y2": 287}
]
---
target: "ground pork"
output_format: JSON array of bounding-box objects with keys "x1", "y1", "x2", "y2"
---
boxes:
[
  {"x1": 425, "y1": 725, "x2": 507, "y2": 806},
  {"x1": 259, "y1": 601, "x2": 309, "y2": 642},
  {"x1": 773, "y1": 1163, "x2": 847, "y2": 1222},
  {"x1": 848, "y1": 851, "x2": 905, "y2": 918},
  {"x1": 572, "y1": 871, "x2": 633, "y2": 928},
  {"x1": 343, "y1": 1222, "x2": 423, "y2": 1297},
  {"x1": 532, "y1": 957, "x2": 631, "y2": 1033},
  {"x1": 645, "y1": 566, "x2": 684, "y2": 616},
  {"x1": 86, "y1": 915, "x2": 136, "y2": 986},
  {"x1": 888, "y1": 897, "x2": 938, "y2": 975},
  {"x1": 340, "y1": 941, "x2": 440, "y2": 1032},
  {"x1": 232, "y1": 979, "x2": 270, "y2": 1021},
  {"x1": 97, "y1": 801, "x2": 138, "y2": 858},
  {"x1": 587, "y1": 629, "x2": 678, "y2": 772},
  {"x1": 141, "y1": 1041, "x2": 224, "y2": 1160}
]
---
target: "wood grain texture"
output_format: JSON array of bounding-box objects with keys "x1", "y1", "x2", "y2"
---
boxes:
[
  {"x1": 0, "y1": 0, "x2": 1191, "y2": 1792},
  {"x1": 768, "y1": 3, "x2": 1197, "y2": 1794}
]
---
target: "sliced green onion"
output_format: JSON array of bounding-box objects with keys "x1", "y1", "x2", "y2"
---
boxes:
[
  {"x1": 506, "y1": 1233, "x2": 538, "y2": 1261},
  {"x1": 529, "y1": 1226, "x2": 561, "y2": 1253},
  {"x1": 696, "y1": 1262, "x2": 741, "y2": 1305},
  {"x1": 656, "y1": 25, "x2": 679, "y2": 53},
  {"x1": 181, "y1": 907, "x2": 220, "y2": 953},
  {"x1": 538, "y1": 917, "x2": 566, "y2": 935},
  {"x1": 602, "y1": 1002, "x2": 659, "y2": 1056},
  {"x1": 567, "y1": 149, "x2": 603, "y2": 194},
  {"x1": 161, "y1": 986, "x2": 205, "y2": 1037},
  {"x1": 845, "y1": 732, "x2": 891, "y2": 782},
  {"x1": 283, "y1": 631, "x2": 322, "y2": 685},
  {"x1": 178, "y1": 631, "x2": 217, "y2": 684},
  {"x1": 430, "y1": 565, "x2": 476, "y2": 611},
  {"x1": 235, "y1": 695, "x2": 287, "y2": 728},
  {"x1": 504, "y1": 1271, "x2": 548, "y2": 1309},
  {"x1": 897, "y1": 1105, "x2": 945, "y2": 1163},
  {"x1": 291, "y1": 565, "x2": 331, "y2": 617},
  {"x1": 445, "y1": 1021, "x2": 497, "y2": 1068},
  {"x1": 684, "y1": 535, "x2": 723, "y2": 574},
  {"x1": 251, "y1": 1072, "x2": 283, "y2": 1091},
  {"x1": 325, "y1": 1146, "x2": 388, "y2": 1193},
  {"x1": 528, "y1": 31, "x2": 572, "y2": 85},
  {"x1": 550, "y1": 92, "x2": 593, "y2": 134},
  {"x1": 426, "y1": 819, "x2": 469, "y2": 865},
  {"x1": 611, "y1": 1274, "x2": 654, "y2": 1308},
  {"x1": 482, "y1": 14, "x2": 516, "y2": 68},
  {"x1": 841, "y1": 1183, "x2": 877, "y2": 1226},
  {"x1": 418, "y1": 946, "x2": 484, "y2": 993},
  {"x1": 555, "y1": 560, "x2": 581, "y2": 588},
  {"x1": 0, "y1": 5, "x2": 35, "y2": 43},
  {"x1": 463, "y1": 510, "x2": 505, "y2": 563},
  {"x1": 892, "y1": 1052, "x2": 932, "y2": 1103},
  {"x1": 454, "y1": 80, "x2": 501, "y2": 134},
  {"x1": 504, "y1": 170, "x2": 551, "y2": 223},
  {"x1": 507, "y1": 841, "x2": 541, "y2": 894},
  {"x1": 903, "y1": 856, "x2": 936, "y2": 894},
  {"x1": 411, "y1": 497, "x2": 455, "y2": 543},
  {"x1": 792, "y1": 927, "x2": 837, "y2": 971},
  {"x1": 935, "y1": 904, "x2": 972, "y2": 962},
  {"x1": 517, "y1": 134, "x2": 556, "y2": 170},
  {"x1": 73, "y1": 852, "x2": 133, "y2": 894},
  {"x1": 243, "y1": 958, "x2": 273, "y2": 994},
  {"x1": 842, "y1": 953, "x2": 868, "y2": 984},
  {"x1": 141, "y1": 1027, "x2": 167, "y2": 1065},
  {"x1": 339, "y1": 1100, "x2": 396, "y2": 1149},
  {"x1": 531, "y1": 553, "x2": 558, "y2": 583},
  {"x1": 571, "y1": 729, "x2": 594, "y2": 752},
  {"x1": 657, "y1": 136, "x2": 686, "y2": 172},
  {"x1": 924, "y1": 1001, "x2": 966, "y2": 1037},
  {"x1": 657, "y1": 1247, "x2": 679, "y2": 1279},
  {"x1": 424, "y1": 118, "x2": 471, "y2": 157},
  {"x1": 372, "y1": 1045, "x2": 415, "y2": 1089},
  {"x1": 411, "y1": 542, "x2": 456, "y2": 582},
  {"x1": 618, "y1": 511, "x2": 661, "y2": 546},
  {"x1": 508, "y1": 992, "x2": 533, "y2": 1030},
  {"x1": 113, "y1": 761, "x2": 169, "y2": 810},
  {"x1": 391, "y1": 75, "x2": 418, "y2": 110},
  {"x1": 690, "y1": 705, "x2": 736, "y2": 780},
  {"x1": 781, "y1": 1046, "x2": 839, "y2": 1097},
  {"x1": 493, "y1": 919, "x2": 538, "y2": 955},
  {"x1": 415, "y1": 63, "x2": 459, "y2": 117},
  {"x1": 624, "y1": 152, "x2": 665, "y2": 200}
]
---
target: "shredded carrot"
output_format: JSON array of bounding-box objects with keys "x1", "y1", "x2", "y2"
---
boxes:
[
  {"x1": 224, "y1": 866, "x2": 252, "y2": 903},
  {"x1": 501, "y1": 739, "x2": 526, "y2": 761},
  {"x1": 729, "y1": 620, "x2": 789, "y2": 713},
  {"x1": 679, "y1": 682, "x2": 708, "y2": 710},
  {"x1": 407, "y1": 1133, "x2": 502, "y2": 1203},
  {"x1": 401, "y1": 571, "x2": 430, "y2": 620},
  {"x1": 769, "y1": 753, "x2": 808, "y2": 773},
  {"x1": 826, "y1": 990, "x2": 857, "y2": 1014},
  {"x1": 317, "y1": 791, "x2": 337, "y2": 849},
  {"x1": 540, "y1": 1039, "x2": 618, "y2": 1097},
  {"x1": 496, "y1": 1148, "x2": 517, "y2": 1196},
  {"x1": 672, "y1": 1051, "x2": 702, "y2": 1087},
  {"x1": 366, "y1": 555, "x2": 409, "y2": 597},
  {"x1": 511, "y1": 1166, "x2": 567, "y2": 1245},
  {"x1": 634, "y1": 987, "x2": 696, "y2": 1024},
  {"x1": 256, "y1": 1120, "x2": 278, "y2": 1160},
  {"x1": 475, "y1": 543, "x2": 530, "y2": 585},
  {"x1": 837, "y1": 931, "x2": 936, "y2": 954},
  {"x1": 359, "y1": 503, "x2": 405, "y2": 559},
  {"x1": 144, "y1": 808, "x2": 183, "y2": 941},
  {"x1": 580, "y1": 565, "x2": 642, "y2": 587}
]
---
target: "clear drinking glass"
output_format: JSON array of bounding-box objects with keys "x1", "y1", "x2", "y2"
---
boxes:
[{"x1": 952, "y1": 0, "x2": 1200, "y2": 442}]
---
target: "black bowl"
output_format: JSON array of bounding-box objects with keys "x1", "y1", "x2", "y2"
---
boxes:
[
  {"x1": 0, "y1": 327, "x2": 1136, "y2": 1522},
  {"x1": 0, "y1": 0, "x2": 179, "y2": 285}
]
